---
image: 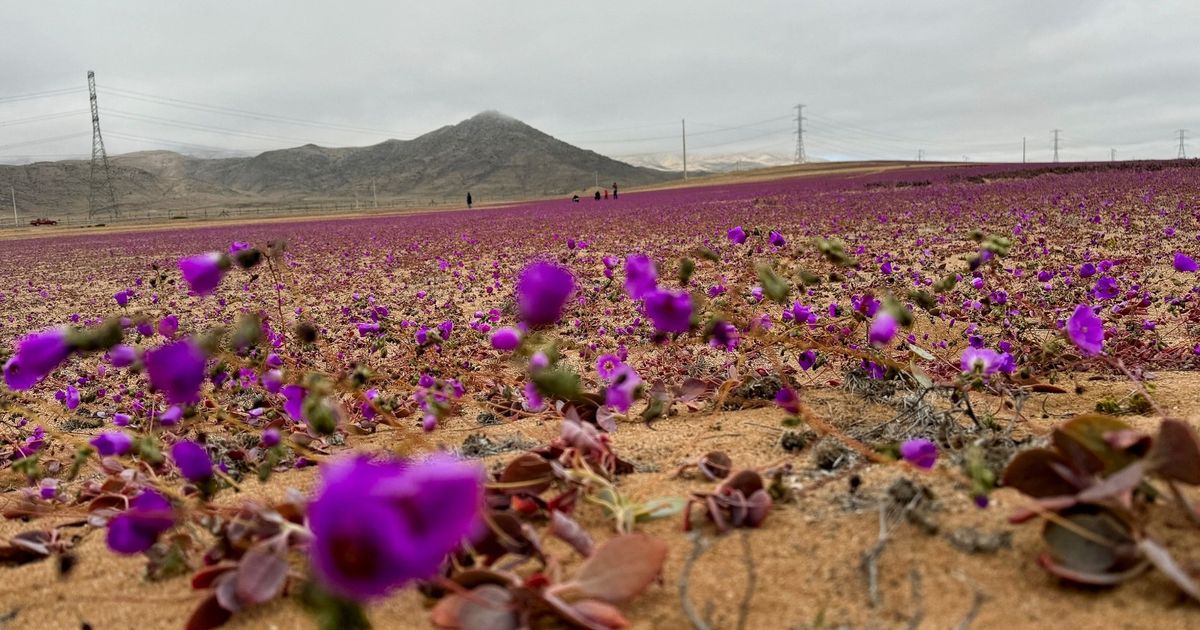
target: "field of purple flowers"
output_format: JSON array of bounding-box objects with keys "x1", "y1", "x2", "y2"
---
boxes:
[{"x1": 1, "y1": 161, "x2": 1199, "y2": 629}]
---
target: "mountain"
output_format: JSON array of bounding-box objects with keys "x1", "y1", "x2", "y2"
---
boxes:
[{"x1": 0, "y1": 111, "x2": 680, "y2": 217}]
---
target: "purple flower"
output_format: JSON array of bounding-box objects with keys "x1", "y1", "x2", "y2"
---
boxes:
[
  {"x1": 437, "y1": 320, "x2": 454, "y2": 341},
  {"x1": 798, "y1": 350, "x2": 817, "y2": 371},
  {"x1": 282, "y1": 385, "x2": 307, "y2": 421},
  {"x1": 90, "y1": 431, "x2": 133, "y2": 456},
  {"x1": 170, "y1": 440, "x2": 214, "y2": 482},
  {"x1": 158, "y1": 315, "x2": 179, "y2": 339},
  {"x1": 106, "y1": 490, "x2": 175, "y2": 554},
  {"x1": 229, "y1": 241, "x2": 251, "y2": 253},
  {"x1": 307, "y1": 454, "x2": 483, "y2": 600},
  {"x1": 262, "y1": 428, "x2": 281, "y2": 448},
  {"x1": 783, "y1": 302, "x2": 817, "y2": 325},
  {"x1": 768, "y1": 231, "x2": 786, "y2": 247},
  {"x1": 3, "y1": 328, "x2": 72, "y2": 390},
  {"x1": 604, "y1": 364, "x2": 642, "y2": 413},
  {"x1": 107, "y1": 344, "x2": 138, "y2": 368},
  {"x1": 261, "y1": 369, "x2": 283, "y2": 394},
  {"x1": 868, "y1": 312, "x2": 897, "y2": 347},
  {"x1": 596, "y1": 354, "x2": 622, "y2": 380},
  {"x1": 960, "y1": 347, "x2": 1002, "y2": 376},
  {"x1": 1090, "y1": 276, "x2": 1119, "y2": 300},
  {"x1": 774, "y1": 387, "x2": 800, "y2": 414},
  {"x1": 708, "y1": 320, "x2": 739, "y2": 351},
  {"x1": 113, "y1": 413, "x2": 132, "y2": 426},
  {"x1": 490, "y1": 327, "x2": 521, "y2": 350},
  {"x1": 900, "y1": 439, "x2": 938, "y2": 469},
  {"x1": 144, "y1": 340, "x2": 207, "y2": 404},
  {"x1": 1174, "y1": 252, "x2": 1198, "y2": 272},
  {"x1": 623, "y1": 255, "x2": 658, "y2": 299},
  {"x1": 356, "y1": 322, "x2": 381, "y2": 337},
  {"x1": 178, "y1": 252, "x2": 228, "y2": 296},
  {"x1": 1067, "y1": 304, "x2": 1105, "y2": 356},
  {"x1": 1078, "y1": 262, "x2": 1096, "y2": 278},
  {"x1": 64, "y1": 385, "x2": 80, "y2": 410},
  {"x1": 727, "y1": 226, "x2": 747, "y2": 244},
  {"x1": 516, "y1": 261, "x2": 574, "y2": 327},
  {"x1": 158, "y1": 405, "x2": 183, "y2": 426},
  {"x1": 643, "y1": 289, "x2": 693, "y2": 334}
]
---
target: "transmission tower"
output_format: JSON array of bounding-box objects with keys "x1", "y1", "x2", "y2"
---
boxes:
[
  {"x1": 87, "y1": 71, "x2": 118, "y2": 219},
  {"x1": 1178, "y1": 129, "x2": 1188, "y2": 159},
  {"x1": 793, "y1": 104, "x2": 806, "y2": 164},
  {"x1": 1051, "y1": 129, "x2": 1061, "y2": 163}
]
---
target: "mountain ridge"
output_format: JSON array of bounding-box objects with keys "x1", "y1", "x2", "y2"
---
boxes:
[{"x1": 0, "y1": 111, "x2": 681, "y2": 216}]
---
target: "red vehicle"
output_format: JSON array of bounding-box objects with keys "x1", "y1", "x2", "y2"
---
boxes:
[{"x1": 29, "y1": 218, "x2": 58, "y2": 226}]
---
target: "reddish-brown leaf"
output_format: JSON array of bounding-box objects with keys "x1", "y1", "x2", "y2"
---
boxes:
[
  {"x1": 455, "y1": 584, "x2": 517, "y2": 630},
  {"x1": 1002, "y1": 449, "x2": 1083, "y2": 498},
  {"x1": 234, "y1": 544, "x2": 288, "y2": 605},
  {"x1": 191, "y1": 564, "x2": 237, "y2": 590},
  {"x1": 549, "y1": 510, "x2": 594, "y2": 557},
  {"x1": 570, "y1": 599, "x2": 630, "y2": 629},
  {"x1": 562, "y1": 534, "x2": 668, "y2": 604},
  {"x1": 1148, "y1": 419, "x2": 1200, "y2": 484},
  {"x1": 1139, "y1": 538, "x2": 1200, "y2": 602},
  {"x1": 498, "y1": 453, "x2": 554, "y2": 495},
  {"x1": 185, "y1": 593, "x2": 234, "y2": 630},
  {"x1": 1052, "y1": 414, "x2": 1138, "y2": 475}
]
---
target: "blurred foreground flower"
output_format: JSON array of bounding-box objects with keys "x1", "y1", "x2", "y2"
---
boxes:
[
  {"x1": 307, "y1": 454, "x2": 482, "y2": 600},
  {"x1": 900, "y1": 438, "x2": 938, "y2": 469},
  {"x1": 643, "y1": 289, "x2": 692, "y2": 334},
  {"x1": 624, "y1": 254, "x2": 658, "y2": 299},
  {"x1": 144, "y1": 340, "x2": 207, "y2": 404},
  {"x1": 2, "y1": 327, "x2": 72, "y2": 390},
  {"x1": 178, "y1": 252, "x2": 228, "y2": 296},
  {"x1": 868, "y1": 312, "x2": 897, "y2": 347},
  {"x1": 107, "y1": 490, "x2": 175, "y2": 554},
  {"x1": 516, "y1": 261, "x2": 574, "y2": 327}
]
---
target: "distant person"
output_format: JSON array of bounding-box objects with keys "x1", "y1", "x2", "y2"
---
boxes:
[
  {"x1": 572, "y1": 194, "x2": 580, "y2": 203},
  {"x1": 594, "y1": 190, "x2": 601, "y2": 201},
  {"x1": 467, "y1": 192, "x2": 473, "y2": 209},
  {"x1": 604, "y1": 189, "x2": 609, "y2": 200},
  {"x1": 612, "y1": 182, "x2": 618, "y2": 199}
]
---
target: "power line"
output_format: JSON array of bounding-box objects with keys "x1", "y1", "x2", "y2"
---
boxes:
[
  {"x1": 0, "y1": 86, "x2": 85, "y2": 105},
  {"x1": 0, "y1": 109, "x2": 91, "y2": 128},
  {"x1": 0, "y1": 131, "x2": 92, "y2": 152},
  {"x1": 103, "y1": 85, "x2": 417, "y2": 138},
  {"x1": 1178, "y1": 129, "x2": 1187, "y2": 159},
  {"x1": 106, "y1": 109, "x2": 321, "y2": 145},
  {"x1": 1052, "y1": 129, "x2": 1061, "y2": 163},
  {"x1": 105, "y1": 130, "x2": 254, "y2": 155}
]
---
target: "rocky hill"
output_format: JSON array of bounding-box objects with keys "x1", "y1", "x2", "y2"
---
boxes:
[{"x1": 0, "y1": 111, "x2": 679, "y2": 216}]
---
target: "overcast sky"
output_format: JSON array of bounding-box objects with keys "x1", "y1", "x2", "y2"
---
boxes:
[{"x1": 2, "y1": 1, "x2": 1198, "y2": 165}]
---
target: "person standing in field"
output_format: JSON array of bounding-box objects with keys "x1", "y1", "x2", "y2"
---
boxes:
[
  {"x1": 467, "y1": 192, "x2": 473, "y2": 209},
  {"x1": 604, "y1": 189, "x2": 609, "y2": 200},
  {"x1": 612, "y1": 182, "x2": 618, "y2": 199},
  {"x1": 594, "y1": 190, "x2": 601, "y2": 201}
]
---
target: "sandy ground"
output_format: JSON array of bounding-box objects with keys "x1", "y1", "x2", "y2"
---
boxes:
[{"x1": 0, "y1": 372, "x2": 1197, "y2": 630}]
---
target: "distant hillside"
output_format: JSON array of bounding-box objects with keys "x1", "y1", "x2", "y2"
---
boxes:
[{"x1": 0, "y1": 111, "x2": 679, "y2": 216}]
